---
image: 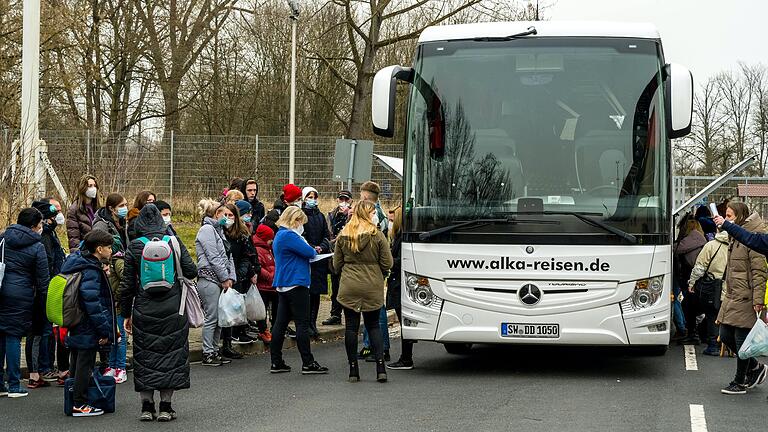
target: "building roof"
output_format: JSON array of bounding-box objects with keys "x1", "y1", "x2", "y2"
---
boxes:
[
  {"x1": 419, "y1": 21, "x2": 660, "y2": 43},
  {"x1": 738, "y1": 184, "x2": 768, "y2": 197}
]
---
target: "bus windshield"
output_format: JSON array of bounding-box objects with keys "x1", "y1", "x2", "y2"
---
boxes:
[{"x1": 404, "y1": 38, "x2": 669, "y2": 244}]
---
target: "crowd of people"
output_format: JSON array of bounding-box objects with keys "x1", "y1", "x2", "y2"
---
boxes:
[
  {"x1": 675, "y1": 200, "x2": 768, "y2": 396},
  {"x1": 0, "y1": 175, "x2": 409, "y2": 420}
]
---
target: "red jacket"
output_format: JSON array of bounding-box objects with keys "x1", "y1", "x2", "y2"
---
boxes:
[{"x1": 252, "y1": 234, "x2": 275, "y2": 292}]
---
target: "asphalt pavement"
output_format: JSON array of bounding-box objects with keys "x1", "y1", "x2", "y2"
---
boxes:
[{"x1": 2, "y1": 335, "x2": 765, "y2": 432}]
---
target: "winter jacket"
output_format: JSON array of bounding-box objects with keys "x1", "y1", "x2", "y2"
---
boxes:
[
  {"x1": 252, "y1": 235, "x2": 275, "y2": 292},
  {"x1": 676, "y1": 230, "x2": 707, "y2": 269},
  {"x1": 718, "y1": 213, "x2": 768, "y2": 329},
  {"x1": 62, "y1": 251, "x2": 116, "y2": 350},
  {"x1": 92, "y1": 207, "x2": 128, "y2": 255},
  {"x1": 40, "y1": 221, "x2": 66, "y2": 277},
  {"x1": 195, "y1": 218, "x2": 237, "y2": 284},
  {"x1": 229, "y1": 234, "x2": 260, "y2": 294},
  {"x1": 386, "y1": 233, "x2": 402, "y2": 311},
  {"x1": 119, "y1": 205, "x2": 197, "y2": 392},
  {"x1": 272, "y1": 228, "x2": 316, "y2": 288},
  {"x1": 328, "y1": 208, "x2": 350, "y2": 238},
  {"x1": 688, "y1": 231, "x2": 729, "y2": 289},
  {"x1": 722, "y1": 219, "x2": 768, "y2": 257},
  {"x1": 66, "y1": 201, "x2": 96, "y2": 252},
  {"x1": 244, "y1": 198, "x2": 266, "y2": 225},
  {"x1": 334, "y1": 230, "x2": 393, "y2": 312},
  {"x1": 303, "y1": 205, "x2": 331, "y2": 295},
  {"x1": 0, "y1": 225, "x2": 50, "y2": 337}
]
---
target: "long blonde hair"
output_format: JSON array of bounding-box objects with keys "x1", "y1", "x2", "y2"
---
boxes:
[
  {"x1": 389, "y1": 206, "x2": 402, "y2": 242},
  {"x1": 340, "y1": 201, "x2": 377, "y2": 253},
  {"x1": 277, "y1": 206, "x2": 307, "y2": 229}
]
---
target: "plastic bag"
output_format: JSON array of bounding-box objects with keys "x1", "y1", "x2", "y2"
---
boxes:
[
  {"x1": 245, "y1": 284, "x2": 267, "y2": 322},
  {"x1": 739, "y1": 316, "x2": 768, "y2": 360},
  {"x1": 218, "y1": 288, "x2": 247, "y2": 328}
]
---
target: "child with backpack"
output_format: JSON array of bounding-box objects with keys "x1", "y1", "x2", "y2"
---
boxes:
[
  {"x1": 59, "y1": 230, "x2": 117, "y2": 417},
  {"x1": 120, "y1": 204, "x2": 197, "y2": 421}
]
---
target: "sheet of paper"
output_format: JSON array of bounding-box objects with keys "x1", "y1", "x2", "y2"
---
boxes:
[{"x1": 310, "y1": 253, "x2": 333, "y2": 263}]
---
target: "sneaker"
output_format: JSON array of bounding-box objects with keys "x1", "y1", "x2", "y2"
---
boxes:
[
  {"x1": 258, "y1": 330, "x2": 273, "y2": 344},
  {"x1": 102, "y1": 367, "x2": 116, "y2": 377},
  {"x1": 114, "y1": 369, "x2": 128, "y2": 384},
  {"x1": 157, "y1": 402, "x2": 176, "y2": 422},
  {"x1": 7, "y1": 388, "x2": 29, "y2": 398},
  {"x1": 214, "y1": 352, "x2": 232, "y2": 364},
  {"x1": 286, "y1": 327, "x2": 297, "y2": 339},
  {"x1": 202, "y1": 353, "x2": 223, "y2": 367},
  {"x1": 72, "y1": 404, "x2": 104, "y2": 417},
  {"x1": 387, "y1": 359, "x2": 414, "y2": 370},
  {"x1": 747, "y1": 364, "x2": 768, "y2": 389},
  {"x1": 27, "y1": 378, "x2": 50, "y2": 389},
  {"x1": 270, "y1": 362, "x2": 292, "y2": 373},
  {"x1": 322, "y1": 315, "x2": 341, "y2": 326},
  {"x1": 56, "y1": 375, "x2": 69, "y2": 387},
  {"x1": 358, "y1": 347, "x2": 372, "y2": 360},
  {"x1": 232, "y1": 334, "x2": 256, "y2": 345},
  {"x1": 702, "y1": 345, "x2": 720, "y2": 356},
  {"x1": 721, "y1": 381, "x2": 747, "y2": 395},
  {"x1": 41, "y1": 371, "x2": 59, "y2": 382},
  {"x1": 140, "y1": 401, "x2": 156, "y2": 422},
  {"x1": 301, "y1": 361, "x2": 329, "y2": 375}
]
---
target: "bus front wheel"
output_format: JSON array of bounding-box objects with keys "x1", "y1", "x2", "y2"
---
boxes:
[{"x1": 443, "y1": 343, "x2": 473, "y2": 355}]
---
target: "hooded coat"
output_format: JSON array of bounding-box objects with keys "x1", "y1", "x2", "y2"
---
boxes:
[
  {"x1": 0, "y1": 225, "x2": 50, "y2": 337},
  {"x1": 688, "y1": 230, "x2": 729, "y2": 289},
  {"x1": 252, "y1": 234, "x2": 275, "y2": 292},
  {"x1": 718, "y1": 212, "x2": 768, "y2": 329},
  {"x1": 333, "y1": 229, "x2": 393, "y2": 312},
  {"x1": 40, "y1": 221, "x2": 66, "y2": 278},
  {"x1": 92, "y1": 207, "x2": 128, "y2": 255},
  {"x1": 120, "y1": 205, "x2": 197, "y2": 392},
  {"x1": 62, "y1": 251, "x2": 116, "y2": 350},
  {"x1": 302, "y1": 205, "x2": 331, "y2": 295},
  {"x1": 195, "y1": 217, "x2": 237, "y2": 284}
]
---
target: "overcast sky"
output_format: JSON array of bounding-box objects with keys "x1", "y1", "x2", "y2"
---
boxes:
[{"x1": 547, "y1": 0, "x2": 767, "y2": 82}]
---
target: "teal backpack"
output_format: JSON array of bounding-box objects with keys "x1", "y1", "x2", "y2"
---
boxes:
[{"x1": 138, "y1": 236, "x2": 176, "y2": 294}]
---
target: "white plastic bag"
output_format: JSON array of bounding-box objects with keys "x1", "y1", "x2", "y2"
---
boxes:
[
  {"x1": 0, "y1": 239, "x2": 6, "y2": 294},
  {"x1": 739, "y1": 315, "x2": 768, "y2": 360},
  {"x1": 245, "y1": 284, "x2": 267, "y2": 322},
  {"x1": 218, "y1": 288, "x2": 247, "y2": 328}
]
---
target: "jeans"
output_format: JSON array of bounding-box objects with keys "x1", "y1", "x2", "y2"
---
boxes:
[
  {"x1": 720, "y1": 324, "x2": 758, "y2": 384},
  {"x1": 0, "y1": 332, "x2": 23, "y2": 391},
  {"x1": 270, "y1": 287, "x2": 315, "y2": 366},
  {"x1": 672, "y1": 279, "x2": 686, "y2": 333},
  {"x1": 343, "y1": 308, "x2": 384, "y2": 364},
  {"x1": 70, "y1": 348, "x2": 97, "y2": 407},
  {"x1": 109, "y1": 315, "x2": 127, "y2": 369},
  {"x1": 362, "y1": 307, "x2": 390, "y2": 351},
  {"x1": 198, "y1": 278, "x2": 223, "y2": 355}
]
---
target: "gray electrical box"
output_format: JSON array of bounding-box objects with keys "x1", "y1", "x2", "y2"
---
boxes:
[{"x1": 332, "y1": 139, "x2": 373, "y2": 184}]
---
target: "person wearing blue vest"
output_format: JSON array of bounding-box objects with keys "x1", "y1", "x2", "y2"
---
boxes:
[{"x1": 269, "y1": 206, "x2": 328, "y2": 375}]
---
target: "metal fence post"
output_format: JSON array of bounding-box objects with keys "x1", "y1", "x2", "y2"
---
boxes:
[
  {"x1": 86, "y1": 129, "x2": 90, "y2": 174},
  {"x1": 255, "y1": 134, "x2": 259, "y2": 175},
  {"x1": 169, "y1": 130, "x2": 174, "y2": 204}
]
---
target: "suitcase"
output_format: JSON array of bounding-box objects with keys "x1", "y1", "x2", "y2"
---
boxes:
[{"x1": 63, "y1": 369, "x2": 116, "y2": 416}]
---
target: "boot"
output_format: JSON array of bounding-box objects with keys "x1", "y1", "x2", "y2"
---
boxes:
[
  {"x1": 157, "y1": 401, "x2": 177, "y2": 422},
  {"x1": 376, "y1": 360, "x2": 387, "y2": 383},
  {"x1": 703, "y1": 337, "x2": 719, "y2": 356},
  {"x1": 348, "y1": 361, "x2": 360, "y2": 383},
  {"x1": 221, "y1": 339, "x2": 243, "y2": 360}
]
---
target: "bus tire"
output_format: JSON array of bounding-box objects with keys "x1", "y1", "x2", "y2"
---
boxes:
[{"x1": 443, "y1": 343, "x2": 473, "y2": 355}]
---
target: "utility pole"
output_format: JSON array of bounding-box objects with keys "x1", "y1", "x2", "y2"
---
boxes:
[
  {"x1": 20, "y1": 0, "x2": 42, "y2": 198},
  {"x1": 287, "y1": 0, "x2": 300, "y2": 184}
]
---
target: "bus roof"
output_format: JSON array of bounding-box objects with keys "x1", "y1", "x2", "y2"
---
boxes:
[{"x1": 418, "y1": 21, "x2": 660, "y2": 43}]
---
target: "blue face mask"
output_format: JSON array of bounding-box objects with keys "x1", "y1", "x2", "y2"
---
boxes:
[
  {"x1": 218, "y1": 217, "x2": 229, "y2": 227},
  {"x1": 243, "y1": 215, "x2": 252, "y2": 223},
  {"x1": 305, "y1": 198, "x2": 318, "y2": 208},
  {"x1": 116, "y1": 206, "x2": 128, "y2": 218}
]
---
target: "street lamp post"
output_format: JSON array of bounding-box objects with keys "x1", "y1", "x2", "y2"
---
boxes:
[{"x1": 287, "y1": 0, "x2": 299, "y2": 184}]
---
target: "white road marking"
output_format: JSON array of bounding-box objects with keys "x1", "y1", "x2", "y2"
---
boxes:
[
  {"x1": 684, "y1": 345, "x2": 698, "y2": 371},
  {"x1": 689, "y1": 404, "x2": 708, "y2": 432}
]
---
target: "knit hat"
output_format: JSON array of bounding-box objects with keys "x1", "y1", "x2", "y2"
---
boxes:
[
  {"x1": 283, "y1": 184, "x2": 302, "y2": 203},
  {"x1": 302, "y1": 186, "x2": 319, "y2": 200},
  {"x1": 337, "y1": 190, "x2": 352, "y2": 200},
  {"x1": 255, "y1": 223, "x2": 275, "y2": 242},
  {"x1": 32, "y1": 200, "x2": 58, "y2": 219},
  {"x1": 235, "y1": 199, "x2": 252, "y2": 216}
]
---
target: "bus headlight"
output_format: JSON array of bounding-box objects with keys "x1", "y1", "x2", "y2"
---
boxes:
[
  {"x1": 405, "y1": 273, "x2": 439, "y2": 308},
  {"x1": 629, "y1": 276, "x2": 664, "y2": 309}
]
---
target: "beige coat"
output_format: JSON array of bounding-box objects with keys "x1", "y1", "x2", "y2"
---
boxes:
[
  {"x1": 333, "y1": 230, "x2": 393, "y2": 312},
  {"x1": 718, "y1": 213, "x2": 768, "y2": 329},
  {"x1": 688, "y1": 231, "x2": 729, "y2": 289}
]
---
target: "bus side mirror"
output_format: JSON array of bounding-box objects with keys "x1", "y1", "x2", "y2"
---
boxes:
[
  {"x1": 372, "y1": 65, "x2": 413, "y2": 137},
  {"x1": 665, "y1": 63, "x2": 693, "y2": 139}
]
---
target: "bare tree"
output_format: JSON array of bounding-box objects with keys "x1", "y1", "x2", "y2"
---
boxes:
[
  {"x1": 717, "y1": 67, "x2": 754, "y2": 164},
  {"x1": 679, "y1": 77, "x2": 727, "y2": 175},
  {"x1": 744, "y1": 64, "x2": 768, "y2": 175}
]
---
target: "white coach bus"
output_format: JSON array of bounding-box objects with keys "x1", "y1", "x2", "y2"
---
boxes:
[{"x1": 371, "y1": 21, "x2": 693, "y2": 354}]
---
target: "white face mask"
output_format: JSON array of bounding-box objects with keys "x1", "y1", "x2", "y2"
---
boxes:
[
  {"x1": 372, "y1": 213, "x2": 380, "y2": 226},
  {"x1": 339, "y1": 202, "x2": 350, "y2": 209},
  {"x1": 35, "y1": 227, "x2": 43, "y2": 235},
  {"x1": 55, "y1": 213, "x2": 65, "y2": 226},
  {"x1": 388, "y1": 221, "x2": 394, "y2": 232},
  {"x1": 224, "y1": 219, "x2": 235, "y2": 229},
  {"x1": 293, "y1": 225, "x2": 305, "y2": 236},
  {"x1": 85, "y1": 186, "x2": 98, "y2": 199},
  {"x1": 162, "y1": 215, "x2": 172, "y2": 226}
]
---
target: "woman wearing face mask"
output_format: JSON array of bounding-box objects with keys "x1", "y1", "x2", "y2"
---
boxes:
[
  {"x1": 66, "y1": 175, "x2": 101, "y2": 253},
  {"x1": 127, "y1": 190, "x2": 156, "y2": 241},
  {"x1": 0, "y1": 208, "x2": 50, "y2": 398},
  {"x1": 301, "y1": 187, "x2": 332, "y2": 338},
  {"x1": 195, "y1": 204, "x2": 238, "y2": 366},
  {"x1": 252, "y1": 224, "x2": 277, "y2": 343},
  {"x1": 92, "y1": 193, "x2": 130, "y2": 383}
]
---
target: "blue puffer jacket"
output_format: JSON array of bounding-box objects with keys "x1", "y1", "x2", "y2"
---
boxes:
[
  {"x1": 0, "y1": 225, "x2": 50, "y2": 337},
  {"x1": 62, "y1": 251, "x2": 116, "y2": 350}
]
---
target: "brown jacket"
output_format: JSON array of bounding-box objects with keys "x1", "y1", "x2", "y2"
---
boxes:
[
  {"x1": 718, "y1": 212, "x2": 768, "y2": 328},
  {"x1": 66, "y1": 201, "x2": 95, "y2": 253},
  {"x1": 334, "y1": 230, "x2": 393, "y2": 312}
]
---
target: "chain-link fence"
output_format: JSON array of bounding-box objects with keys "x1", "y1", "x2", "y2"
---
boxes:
[
  {"x1": 674, "y1": 176, "x2": 768, "y2": 216},
  {"x1": 1, "y1": 130, "x2": 404, "y2": 216}
]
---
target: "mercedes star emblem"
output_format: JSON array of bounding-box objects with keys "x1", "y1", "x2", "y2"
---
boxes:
[{"x1": 519, "y1": 283, "x2": 542, "y2": 306}]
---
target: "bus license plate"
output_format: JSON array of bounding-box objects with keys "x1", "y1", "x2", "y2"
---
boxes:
[{"x1": 501, "y1": 323, "x2": 559, "y2": 338}]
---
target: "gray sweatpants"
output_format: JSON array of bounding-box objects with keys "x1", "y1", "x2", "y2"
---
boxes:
[{"x1": 198, "y1": 278, "x2": 222, "y2": 355}]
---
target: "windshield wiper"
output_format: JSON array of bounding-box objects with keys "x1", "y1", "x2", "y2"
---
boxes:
[
  {"x1": 418, "y1": 216, "x2": 557, "y2": 241},
  {"x1": 496, "y1": 211, "x2": 637, "y2": 244},
  {"x1": 474, "y1": 26, "x2": 537, "y2": 42}
]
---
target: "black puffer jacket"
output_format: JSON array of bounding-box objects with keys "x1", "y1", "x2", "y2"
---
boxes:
[
  {"x1": 303, "y1": 205, "x2": 331, "y2": 295},
  {"x1": 229, "y1": 234, "x2": 260, "y2": 294},
  {"x1": 119, "y1": 205, "x2": 197, "y2": 392}
]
